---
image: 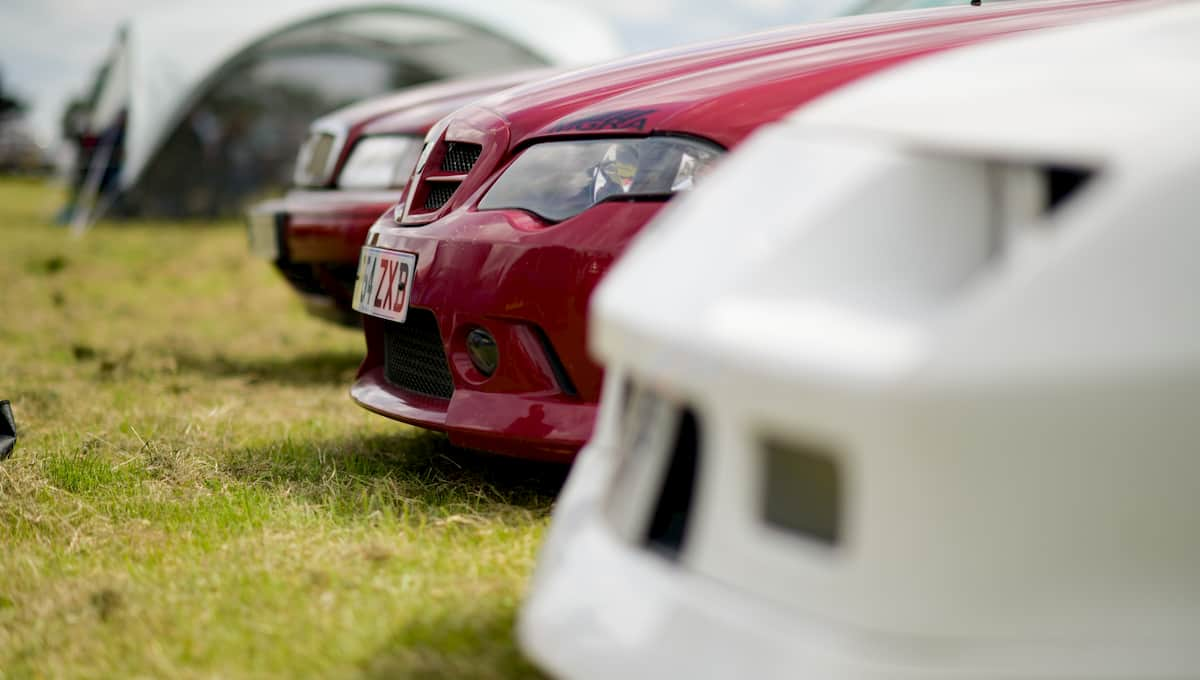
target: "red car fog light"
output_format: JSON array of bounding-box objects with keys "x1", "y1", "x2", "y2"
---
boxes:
[{"x1": 466, "y1": 328, "x2": 499, "y2": 377}]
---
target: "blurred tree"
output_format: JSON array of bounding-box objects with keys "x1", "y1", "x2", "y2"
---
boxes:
[{"x1": 0, "y1": 68, "x2": 27, "y2": 117}]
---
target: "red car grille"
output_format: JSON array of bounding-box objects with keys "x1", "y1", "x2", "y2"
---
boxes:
[
  {"x1": 439, "y1": 142, "x2": 482, "y2": 173},
  {"x1": 407, "y1": 141, "x2": 483, "y2": 219},
  {"x1": 423, "y1": 183, "x2": 458, "y2": 211},
  {"x1": 382, "y1": 308, "x2": 455, "y2": 400}
]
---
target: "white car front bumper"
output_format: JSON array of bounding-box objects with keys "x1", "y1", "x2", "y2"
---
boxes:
[
  {"x1": 520, "y1": 441, "x2": 848, "y2": 680},
  {"x1": 521, "y1": 436, "x2": 1200, "y2": 680}
]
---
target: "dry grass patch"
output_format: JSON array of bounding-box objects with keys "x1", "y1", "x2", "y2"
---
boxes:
[{"x1": 0, "y1": 180, "x2": 563, "y2": 679}]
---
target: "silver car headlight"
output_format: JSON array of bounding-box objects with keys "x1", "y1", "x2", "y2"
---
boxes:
[
  {"x1": 336, "y1": 136, "x2": 422, "y2": 190},
  {"x1": 478, "y1": 137, "x2": 723, "y2": 222}
]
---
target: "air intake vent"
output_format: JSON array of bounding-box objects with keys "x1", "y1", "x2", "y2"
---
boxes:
[
  {"x1": 530, "y1": 326, "x2": 578, "y2": 397},
  {"x1": 382, "y1": 308, "x2": 454, "y2": 400},
  {"x1": 644, "y1": 409, "x2": 701, "y2": 559},
  {"x1": 1044, "y1": 165, "x2": 1091, "y2": 213},
  {"x1": 423, "y1": 182, "x2": 459, "y2": 211},
  {"x1": 440, "y1": 142, "x2": 482, "y2": 173},
  {"x1": 762, "y1": 438, "x2": 842, "y2": 546}
]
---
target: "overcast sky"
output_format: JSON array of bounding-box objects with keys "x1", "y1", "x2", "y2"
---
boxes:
[{"x1": 0, "y1": 0, "x2": 856, "y2": 146}]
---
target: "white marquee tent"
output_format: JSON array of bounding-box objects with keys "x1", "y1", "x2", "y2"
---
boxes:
[{"x1": 73, "y1": 0, "x2": 622, "y2": 220}]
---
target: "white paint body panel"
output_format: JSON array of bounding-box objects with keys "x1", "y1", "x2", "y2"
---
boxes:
[{"x1": 521, "y1": 4, "x2": 1200, "y2": 678}]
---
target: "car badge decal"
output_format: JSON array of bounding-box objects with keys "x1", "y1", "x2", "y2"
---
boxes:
[{"x1": 550, "y1": 108, "x2": 657, "y2": 133}]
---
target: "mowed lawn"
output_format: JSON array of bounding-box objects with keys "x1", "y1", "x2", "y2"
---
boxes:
[{"x1": 0, "y1": 180, "x2": 563, "y2": 679}]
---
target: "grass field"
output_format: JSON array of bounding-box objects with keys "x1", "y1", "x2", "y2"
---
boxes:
[{"x1": 0, "y1": 179, "x2": 564, "y2": 679}]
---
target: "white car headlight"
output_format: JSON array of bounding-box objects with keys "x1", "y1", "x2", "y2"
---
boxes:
[
  {"x1": 336, "y1": 136, "x2": 422, "y2": 190},
  {"x1": 479, "y1": 137, "x2": 723, "y2": 222}
]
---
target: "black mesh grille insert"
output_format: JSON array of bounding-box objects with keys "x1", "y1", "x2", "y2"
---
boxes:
[
  {"x1": 645, "y1": 409, "x2": 700, "y2": 559},
  {"x1": 382, "y1": 308, "x2": 454, "y2": 400},
  {"x1": 423, "y1": 182, "x2": 459, "y2": 211},
  {"x1": 440, "y1": 142, "x2": 482, "y2": 173}
]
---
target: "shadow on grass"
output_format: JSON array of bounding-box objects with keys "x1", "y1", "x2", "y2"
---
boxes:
[
  {"x1": 224, "y1": 429, "x2": 570, "y2": 519},
  {"x1": 173, "y1": 349, "x2": 364, "y2": 386},
  {"x1": 358, "y1": 605, "x2": 546, "y2": 680}
]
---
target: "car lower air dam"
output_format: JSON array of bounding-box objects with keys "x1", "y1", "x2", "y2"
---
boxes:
[{"x1": 478, "y1": 137, "x2": 723, "y2": 222}]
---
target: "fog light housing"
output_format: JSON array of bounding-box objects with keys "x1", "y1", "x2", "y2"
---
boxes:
[{"x1": 466, "y1": 328, "x2": 499, "y2": 377}]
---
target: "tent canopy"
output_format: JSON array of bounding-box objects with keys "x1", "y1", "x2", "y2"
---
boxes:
[{"x1": 89, "y1": 0, "x2": 623, "y2": 192}]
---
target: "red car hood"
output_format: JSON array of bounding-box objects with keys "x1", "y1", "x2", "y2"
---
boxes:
[
  {"x1": 315, "y1": 67, "x2": 560, "y2": 135},
  {"x1": 463, "y1": 0, "x2": 1159, "y2": 151}
]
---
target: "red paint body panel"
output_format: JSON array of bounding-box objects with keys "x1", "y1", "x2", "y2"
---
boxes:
[
  {"x1": 355, "y1": 201, "x2": 668, "y2": 457},
  {"x1": 282, "y1": 190, "x2": 399, "y2": 263},
  {"x1": 314, "y1": 68, "x2": 557, "y2": 189},
  {"x1": 461, "y1": 0, "x2": 1143, "y2": 152},
  {"x1": 354, "y1": 0, "x2": 1168, "y2": 459}
]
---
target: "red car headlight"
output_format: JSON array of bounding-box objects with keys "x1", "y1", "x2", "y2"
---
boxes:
[
  {"x1": 337, "y1": 135, "x2": 422, "y2": 190},
  {"x1": 479, "y1": 136, "x2": 723, "y2": 222}
]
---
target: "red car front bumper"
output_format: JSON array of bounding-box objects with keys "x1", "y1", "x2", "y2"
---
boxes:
[
  {"x1": 351, "y1": 200, "x2": 667, "y2": 460},
  {"x1": 248, "y1": 189, "x2": 399, "y2": 323}
]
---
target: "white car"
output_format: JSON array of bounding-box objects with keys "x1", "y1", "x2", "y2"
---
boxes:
[{"x1": 519, "y1": 3, "x2": 1200, "y2": 678}]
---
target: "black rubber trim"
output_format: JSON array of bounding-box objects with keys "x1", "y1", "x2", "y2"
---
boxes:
[
  {"x1": 0, "y1": 400, "x2": 15, "y2": 460},
  {"x1": 531, "y1": 326, "x2": 578, "y2": 398},
  {"x1": 645, "y1": 409, "x2": 700, "y2": 560},
  {"x1": 273, "y1": 212, "x2": 291, "y2": 263}
]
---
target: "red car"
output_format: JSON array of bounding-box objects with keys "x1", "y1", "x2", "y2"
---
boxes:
[
  {"x1": 350, "y1": 0, "x2": 1149, "y2": 460},
  {"x1": 247, "y1": 69, "x2": 553, "y2": 324}
]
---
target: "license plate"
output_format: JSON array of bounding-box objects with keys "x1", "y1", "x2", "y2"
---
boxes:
[
  {"x1": 246, "y1": 208, "x2": 281, "y2": 260},
  {"x1": 352, "y1": 246, "x2": 417, "y2": 322}
]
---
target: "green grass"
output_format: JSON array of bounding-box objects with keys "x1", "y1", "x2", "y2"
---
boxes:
[{"x1": 0, "y1": 179, "x2": 564, "y2": 679}]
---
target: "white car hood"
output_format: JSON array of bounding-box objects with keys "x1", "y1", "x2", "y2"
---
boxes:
[{"x1": 592, "y1": 1, "x2": 1200, "y2": 396}]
